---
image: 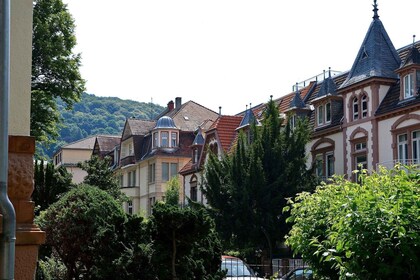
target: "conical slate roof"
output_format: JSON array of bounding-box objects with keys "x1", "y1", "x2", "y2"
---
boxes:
[
  {"x1": 238, "y1": 106, "x2": 256, "y2": 128},
  {"x1": 316, "y1": 76, "x2": 337, "y2": 98},
  {"x1": 340, "y1": 5, "x2": 401, "y2": 89},
  {"x1": 289, "y1": 88, "x2": 306, "y2": 108},
  {"x1": 192, "y1": 127, "x2": 205, "y2": 146}
]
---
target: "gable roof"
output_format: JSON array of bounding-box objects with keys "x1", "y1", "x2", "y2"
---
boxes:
[
  {"x1": 207, "y1": 115, "x2": 242, "y2": 153},
  {"x1": 340, "y1": 14, "x2": 401, "y2": 89},
  {"x1": 121, "y1": 118, "x2": 156, "y2": 140},
  {"x1": 93, "y1": 135, "x2": 121, "y2": 157},
  {"x1": 156, "y1": 100, "x2": 219, "y2": 132},
  {"x1": 61, "y1": 135, "x2": 97, "y2": 150}
]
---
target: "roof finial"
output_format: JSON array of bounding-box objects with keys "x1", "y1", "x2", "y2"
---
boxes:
[
  {"x1": 295, "y1": 82, "x2": 298, "y2": 93},
  {"x1": 249, "y1": 103, "x2": 252, "y2": 109},
  {"x1": 270, "y1": 95, "x2": 273, "y2": 101},
  {"x1": 373, "y1": 0, "x2": 379, "y2": 20},
  {"x1": 413, "y1": 35, "x2": 416, "y2": 47},
  {"x1": 329, "y1": 67, "x2": 331, "y2": 78}
]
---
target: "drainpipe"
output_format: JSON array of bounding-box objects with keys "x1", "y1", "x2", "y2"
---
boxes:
[{"x1": 0, "y1": 0, "x2": 16, "y2": 279}]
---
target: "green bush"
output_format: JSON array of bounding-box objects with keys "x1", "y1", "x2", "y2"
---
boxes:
[{"x1": 284, "y1": 166, "x2": 420, "y2": 279}]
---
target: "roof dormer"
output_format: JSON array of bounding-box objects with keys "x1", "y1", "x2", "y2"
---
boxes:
[
  {"x1": 395, "y1": 39, "x2": 420, "y2": 101},
  {"x1": 152, "y1": 116, "x2": 180, "y2": 150}
]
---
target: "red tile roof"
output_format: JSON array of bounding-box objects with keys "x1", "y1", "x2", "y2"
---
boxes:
[{"x1": 207, "y1": 116, "x2": 242, "y2": 152}]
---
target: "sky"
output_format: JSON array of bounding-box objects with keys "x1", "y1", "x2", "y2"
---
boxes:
[{"x1": 62, "y1": 0, "x2": 420, "y2": 115}]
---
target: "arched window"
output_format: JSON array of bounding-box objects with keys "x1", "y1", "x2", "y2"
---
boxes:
[{"x1": 361, "y1": 95, "x2": 368, "y2": 118}]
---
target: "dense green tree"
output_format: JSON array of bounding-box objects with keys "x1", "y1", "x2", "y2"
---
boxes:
[
  {"x1": 284, "y1": 166, "x2": 420, "y2": 280},
  {"x1": 32, "y1": 160, "x2": 74, "y2": 215},
  {"x1": 203, "y1": 98, "x2": 315, "y2": 260},
  {"x1": 32, "y1": 0, "x2": 85, "y2": 143},
  {"x1": 149, "y1": 180, "x2": 224, "y2": 280},
  {"x1": 39, "y1": 185, "x2": 127, "y2": 279},
  {"x1": 78, "y1": 155, "x2": 125, "y2": 201}
]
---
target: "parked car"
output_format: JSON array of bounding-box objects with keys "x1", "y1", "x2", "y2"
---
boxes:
[
  {"x1": 221, "y1": 255, "x2": 266, "y2": 280},
  {"x1": 279, "y1": 267, "x2": 313, "y2": 280}
]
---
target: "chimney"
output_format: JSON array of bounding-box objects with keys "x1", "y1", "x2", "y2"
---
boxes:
[
  {"x1": 167, "y1": 100, "x2": 174, "y2": 111},
  {"x1": 175, "y1": 97, "x2": 182, "y2": 109}
]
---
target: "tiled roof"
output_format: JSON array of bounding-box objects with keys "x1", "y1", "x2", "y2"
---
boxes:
[
  {"x1": 122, "y1": 119, "x2": 156, "y2": 140},
  {"x1": 157, "y1": 100, "x2": 219, "y2": 132},
  {"x1": 95, "y1": 135, "x2": 120, "y2": 151},
  {"x1": 179, "y1": 159, "x2": 194, "y2": 175},
  {"x1": 207, "y1": 116, "x2": 242, "y2": 152},
  {"x1": 399, "y1": 44, "x2": 420, "y2": 68},
  {"x1": 376, "y1": 83, "x2": 420, "y2": 116},
  {"x1": 340, "y1": 17, "x2": 401, "y2": 89},
  {"x1": 62, "y1": 135, "x2": 97, "y2": 150},
  {"x1": 375, "y1": 42, "x2": 420, "y2": 116}
]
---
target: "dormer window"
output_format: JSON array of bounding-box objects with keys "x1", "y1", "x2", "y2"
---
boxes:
[
  {"x1": 161, "y1": 132, "x2": 169, "y2": 147},
  {"x1": 153, "y1": 116, "x2": 179, "y2": 149},
  {"x1": 316, "y1": 102, "x2": 331, "y2": 126},
  {"x1": 404, "y1": 73, "x2": 415, "y2": 99},
  {"x1": 317, "y1": 105, "x2": 324, "y2": 125},
  {"x1": 153, "y1": 132, "x2": 158, "y2": 148},
  {"x1": 193, "y1": 148, "x2": 199, "y2": 164},
  {"x1": 171, "y1": 132, "x2": 177, "y2": 147},
  {"x1": 289, "y1": 114, "x2": 296, "y2": 129}
]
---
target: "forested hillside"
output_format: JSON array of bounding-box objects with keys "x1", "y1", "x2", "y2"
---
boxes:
[{"x1": 37, "y1": 93, "x2": 164, "y2": 159}]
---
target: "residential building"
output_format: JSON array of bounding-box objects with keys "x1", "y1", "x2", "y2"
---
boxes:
[
  {"x1": 117, "y1": 98, "x2": 218, "y2": 215},
  {"x1": 53, "y1": 135, "x2": 120, "y2": 184},
  {"x1": 181, "y1": 2, "x2": 420, "y2": 203}
]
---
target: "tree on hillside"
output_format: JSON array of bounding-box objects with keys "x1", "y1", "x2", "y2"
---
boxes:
[
  {"x1": 149, "y1": 178, "x2": 225, "y2": 280},
  {"x1": 32, "y1": 0, "x2": 85, "y2": 143},
  {"x1": 284, "y1": 166, "x2": 420, "y2": 279},
  {"x1": 203, "y1": 98, "x2": 315, "y2": 260},
  {"x1": 78, "y1": 155, "x2": 125, "y2": 201},
  {"x1": 32, "y1": 160, "x2": 74, "y2": 215}
]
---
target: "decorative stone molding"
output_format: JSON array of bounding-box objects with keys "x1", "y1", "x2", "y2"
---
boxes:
[{"x1": 6, "y1": 135, "x2": 45, "y2": 279}]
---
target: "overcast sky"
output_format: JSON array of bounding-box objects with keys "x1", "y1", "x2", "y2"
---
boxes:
[{"x1": 62, "y1": 0, "x2": 420, "y2": 115}]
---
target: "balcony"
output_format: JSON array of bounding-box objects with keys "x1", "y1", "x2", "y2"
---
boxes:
[{"x1": 120, "y1": 155, "x2": 135, "y2": 167}]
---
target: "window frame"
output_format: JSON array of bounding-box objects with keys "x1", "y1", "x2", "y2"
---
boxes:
[
  {"x1": 404, "y1": 72, "x2": 415, "y2": 99},
  {"x1": 161, "y1": 131, "x2": 169, "y2": 147}
]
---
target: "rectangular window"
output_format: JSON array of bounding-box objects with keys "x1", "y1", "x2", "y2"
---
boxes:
[
  {"x1": 325, "y1": 103, "x2": 331, "y2": 123},
  {"x1": 404, "y1": 73, "x2": 415, "y2": 98},
  {"x1": 162, "y1": 162, "x2": 169, "y2": 181},
  {"x1": 326, "y1": 153, "x2": 334, "y2": 178},
  {"x1": 315, "y1": 154, "x2": 323, "y2": 178},
  {"x1": 317, "y1": 106, "x2": 324, "y2": 125},
  {"x1": 153, "y1": 132, "x2": 158, "y2": 148},
  {"x1": 355, "y1": 142, "x2": 367, "y2": 151},
  {"x1": 128, "y1": 201, "x2": 133, "y2": 215},
  {"x1": 289, "y1": 115, "x2": 296, "y2": 129},
  {"x1": 170, "y1": 163, "x2": 178, "y2": 178},
  {"x1": 398, "y1": 134, "x2": 408, "y2": 164},
  {"x1": 119, "y1": 175, "x2": 124, "y2": 188},
  {"x1": 148, "y1": 197, "x2": 156, "y2": 215},
  {"x1": 128, "y1": 170, "x2": 136, "y2": 186},
  {"x1": 148, "y1": 163, "x2": 155, "y2": 183},
  {"x1": 412, "y1": 130, "x2": 420, "y2": 164},
  {"x1": 190, "y1": 186, "x2": 197, "y2": 202},
  {"x1": 161, "y1": 131, "x2": 169, "y2": 147},
  {"x1": 193, "y1": 148, "x2": 199, "y2": 164},
  {"x1": 128, "y1": 143, "x2": 133, "y2": 156},
  {"x1": 171, "y1": 132, "x2": 177, "y2": 147}
]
